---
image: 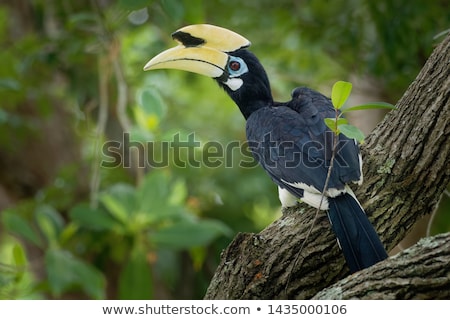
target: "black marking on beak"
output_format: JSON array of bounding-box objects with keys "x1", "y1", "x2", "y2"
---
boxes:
[{"x1": 172, "y1": 31, "x2": 205, "y2": 47}]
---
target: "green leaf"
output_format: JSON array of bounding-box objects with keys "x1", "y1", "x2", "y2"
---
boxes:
[
  {"x1": 100, "y1": 183, "x2": 137, "y2": 223},
  {"x1": 12, "y1": 244, "x2": 27, "y2": 267},
  {"x1": 34, "y1": 205, "x2": 64, "y2": 247},
  {"x1": 135, "y1": 88, "x2": 167, "y2": 132},
  {"x1": 12, "y1": 244, "x2": 27, "y2": 282},
  {"x1": 136, "y1": 171, "x2": 171, "y2": 214},
  {"x1": 139, "y1": 88, "x2": 167, "y2": 119},
  {"x1": 133, "y1": 106, "x2": 160, "y2": 132},
  {"x1": 338, "y1": 124, "x2": 366, "y2": 143},
  {"x1": 59, "y1": 223, "x2": 78, "y2": 245},
  {"x1": 151, "y1": 219, "x2": 232, "y2": 250},
  {"x1": 1, "y1": 210, "x2": 43, "y2": 248},
  {"x1": 69, "y1": 203, "x2": 119, "y2": 231},
  {"x1": 45, "y1": 249, "x2": 105, "y2": 299},
  {"x1": 168, "y1": 179, "x2": 187, "y2": 206},
  {"x1": 118, "y1": 245, "x2": 153, "y2": 299},
  {"x1": 331, "y1": 81, "x2": 352, "y2": 109},
  {"x1": 341, "y1": 101, "x2": 396, "y2": 113},
  {"x1": 324, "y1": 117, "x2": 347, "y2": 133},
  {"x1": 324, "y1": 118, "x2": 337, "y2": 133}
]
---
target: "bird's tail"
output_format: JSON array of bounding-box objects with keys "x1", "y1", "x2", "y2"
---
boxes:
[{"x1": 327, "y1": 192, "x2": 387, "y2": 273}]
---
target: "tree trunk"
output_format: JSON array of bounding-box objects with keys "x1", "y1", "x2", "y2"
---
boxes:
[{"x1": 204, "y1": 34, "x2": 450, "y2": 300}]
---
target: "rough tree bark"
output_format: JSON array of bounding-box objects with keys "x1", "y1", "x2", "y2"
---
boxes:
[
  {"x1": 204, "y1": 34, "x2": 450, "y2": 299},
  {"x1": 313, "y1": 232, "x2": 450, "y2": 299}
]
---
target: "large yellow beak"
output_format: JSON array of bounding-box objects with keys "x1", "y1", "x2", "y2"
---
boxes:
[{"x1": 143, "y1": 24, "x2": 251, "y2": 78}]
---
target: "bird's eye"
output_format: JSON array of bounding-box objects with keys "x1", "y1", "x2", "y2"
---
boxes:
[
  {"x1": 229, "y1": 61, "x2": 241, "y2": 71},
  {"x1": 226, "y1": 56, "x2": 248, "y2": 79}
]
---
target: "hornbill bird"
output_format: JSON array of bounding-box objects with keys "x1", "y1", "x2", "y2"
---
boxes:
[{"x1": 144, "y1": 24, "x2": 388, "y2": 273}]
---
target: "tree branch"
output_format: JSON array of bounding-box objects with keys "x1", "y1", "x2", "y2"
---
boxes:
[
  {"x1": 204, "y1": 34, "x2": 450, "y2": 299},
  {"x1": 313, "y1": 232, "x2": 450, "y2": 299}
]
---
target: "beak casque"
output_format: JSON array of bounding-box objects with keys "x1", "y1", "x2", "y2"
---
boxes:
[{"x1": 143, "y1": 24, "x2": 251, "y2": 78}]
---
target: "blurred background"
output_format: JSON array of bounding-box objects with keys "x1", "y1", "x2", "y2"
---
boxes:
[{"x1": 0, "y1": 0, "x2": 449, "y2": 299}]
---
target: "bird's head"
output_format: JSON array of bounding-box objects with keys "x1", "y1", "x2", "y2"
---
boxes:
[{"x1": 144, "y1": 24, "x2": 273, "y2": 118}]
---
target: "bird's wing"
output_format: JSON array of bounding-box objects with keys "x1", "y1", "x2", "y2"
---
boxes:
[
  {"x1": 289, "y1": 87, "x2": 363, "y2": 185},
  {"x1": 246, "y1": 88, "x2": 362, "y2": 198}
]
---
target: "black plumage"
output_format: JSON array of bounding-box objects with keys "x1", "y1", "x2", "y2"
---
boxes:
[{"x1": 217, "y1": 50, "x2": 387, "y2": 273}]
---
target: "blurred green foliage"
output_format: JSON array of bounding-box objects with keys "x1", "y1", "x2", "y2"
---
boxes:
[{"x1": 0, "y1": 0, "x2": 448, "y2": 299}]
